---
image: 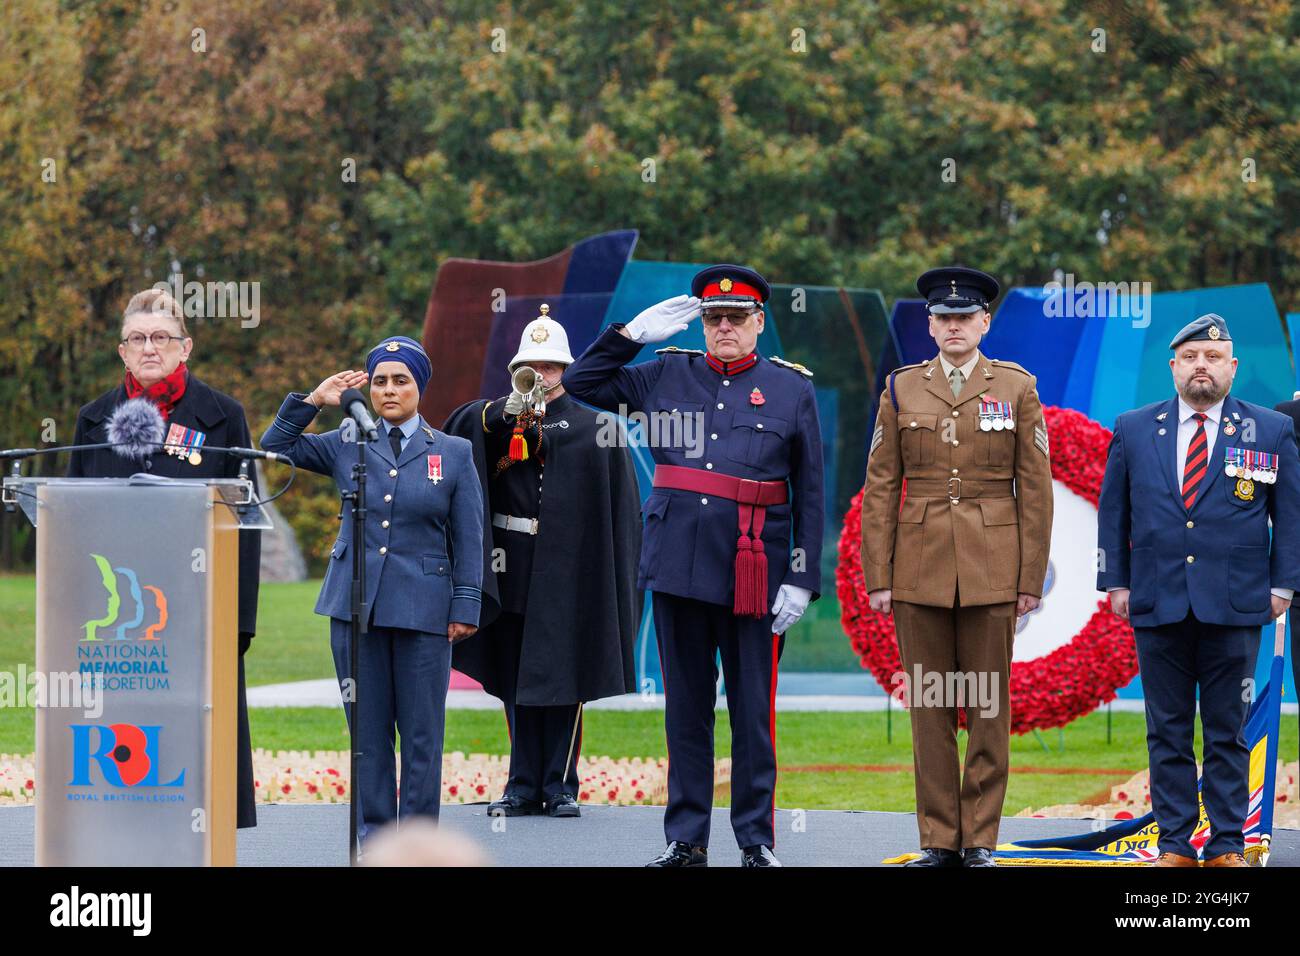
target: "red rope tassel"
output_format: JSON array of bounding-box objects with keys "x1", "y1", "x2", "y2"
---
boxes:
[
  {"x1": 509, "y1": 424, "x2": 529, "y2": 461},
  {"x1": 734, "y1": 531, "x2": 756, "y2": 616},
  {"x1": 750, "y1": 537, "x2": 768, "y2": 618}
]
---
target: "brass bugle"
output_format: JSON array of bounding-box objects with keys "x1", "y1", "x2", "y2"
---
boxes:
[{"x1": 511, "y1": 365, "x2": 540, "y2": 395}]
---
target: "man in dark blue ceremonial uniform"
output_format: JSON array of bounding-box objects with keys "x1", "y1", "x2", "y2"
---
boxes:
[
  {"x1": 563, "y1": 265, "x2": 824, "y2": 867},
  {"x1": 1097, "y1": 313, "x2": 1300, "y2": 867}
]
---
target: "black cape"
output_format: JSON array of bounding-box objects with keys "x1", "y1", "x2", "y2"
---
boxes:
[
  {"x1": 444, "y1": 396, "x2": 642, "y2": 706},
  {"x1": 67, "y1": 373, "x2": 261, "y2": 828}
]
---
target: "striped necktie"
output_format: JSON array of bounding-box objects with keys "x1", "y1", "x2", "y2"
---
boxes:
[{"x1": 1181, "y1": 412, "x2": 1208, "y2": 509}]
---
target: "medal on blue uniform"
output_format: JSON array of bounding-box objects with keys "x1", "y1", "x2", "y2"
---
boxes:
[
  {"x1": 428, "y1": 454, "x2": 443, "y2": 484},
  {"x1": 1224, "y1": 446, "x2": 1243, "y2": 478},
  {"x1": 1222, "y1": 419, "x2": 1236, "y2": 436}
]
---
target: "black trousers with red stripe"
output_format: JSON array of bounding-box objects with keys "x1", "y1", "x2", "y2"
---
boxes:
[{"x1": 653, "y1": 592, "x2": 784, "y2": 850}]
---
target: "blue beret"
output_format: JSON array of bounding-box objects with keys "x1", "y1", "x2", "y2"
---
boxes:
[
  {"x1": 1169, "y1": 313, "x2": 1231, "y2": 349},
  {"x1": 917, "y1": 266, "x2": 999, "y2": 314},
  {"x1": 367, "y1": 336, "x2": 431, "y2": 395}
]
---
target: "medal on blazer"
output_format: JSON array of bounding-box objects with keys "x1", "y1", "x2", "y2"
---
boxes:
[
  {"x1": 428, "y1": 454, "x2": 443, "y2": 484},
  {"x1": 1235, "y1": 477, "x2": 1255, "y2": 501},
  {"x1": 164, "y1": 422, "x2": 205, "y2": 465}
]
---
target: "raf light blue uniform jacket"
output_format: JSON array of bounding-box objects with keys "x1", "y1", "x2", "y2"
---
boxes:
[
  {"x1": 261, "y1": 393, "x2": 484, "y2": 634},
  {"x1": 562, "y1": 325, "x2": 825, "y2": 608},
  {"x1": 1096, "y1": 393, "x2": 1300, "y2": 628}
]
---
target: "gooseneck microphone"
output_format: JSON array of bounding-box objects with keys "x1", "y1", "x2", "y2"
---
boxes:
[{"x1": 339, "y1": 388, "x2": 380, "y2": 441}]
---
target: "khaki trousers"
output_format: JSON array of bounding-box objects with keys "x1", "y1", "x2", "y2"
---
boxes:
[{"x1": 892, "y1": 600, "x2": 1015, "y2": 851}]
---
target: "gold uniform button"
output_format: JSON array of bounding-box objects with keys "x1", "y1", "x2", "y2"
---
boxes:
[
  {"x1": 952, "y1": 439, "x2": 960, "y2": 447},
  {"x1": 1186, "y1": 520, "x2": 1194, "y2": 529},
  {"x1": 909, "y1": 421, "x2": 918, "y2": 428},
  {"x1": 384, "y1": 494, "x2": 392, "y2": 502},
  {"x1": 1186, "y1": 555, "x2": 1195, "y2": 564},
  {"x1": 379, "y1": 546, "x2": 388, "y2": 555},
  {"x1": 952, "y1": 410, "x2": 960, "y2": 417},
  {"x1": 952, "y1": 469, "x2": 959, "y2": 476},
  {"x1": 389, "y1": 468, "x2": 398, "y2": 478}
]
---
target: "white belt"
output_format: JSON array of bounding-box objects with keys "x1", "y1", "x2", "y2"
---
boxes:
[{"x1": 492, "y1": 512, "x2": 539, "y2": 535}]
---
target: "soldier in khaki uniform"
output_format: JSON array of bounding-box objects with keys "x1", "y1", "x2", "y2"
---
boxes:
[{"x1": 860, "y1": 267, "x2": 1053, "y2": 867}]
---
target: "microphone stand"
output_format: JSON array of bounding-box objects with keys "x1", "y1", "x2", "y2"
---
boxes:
[{"x1": 339, "y1": 425, "x2": 368, "y2": 864}]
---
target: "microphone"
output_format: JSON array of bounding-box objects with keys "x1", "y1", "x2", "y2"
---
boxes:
[
  {"x1": 339, "y1": 388, "x2": 380, "y2": 441},
  {"x1": 107, "y1": 398, "x2": 166, "y2": 460},
  {"x1": 221, "y1": 447, "x2": 291, "y2": 464}
]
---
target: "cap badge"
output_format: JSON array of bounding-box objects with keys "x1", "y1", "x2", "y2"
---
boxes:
[
  {"x1": 385, "y1": 342, "x2": 400, "y2": 352},
  {"x1": 1208, "y1": 324, "x2": 1220, "y2": 340},
  {"x1": 719, "y1": 277, "x2": 734, "y2": 292},
  {"x1": 531, "y1": 325, "x2": 549, "y2": 343}
]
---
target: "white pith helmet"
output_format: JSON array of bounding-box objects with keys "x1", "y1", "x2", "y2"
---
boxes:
[{"x1": 508, "y1": 303, "x2": 574, "y2": 370}]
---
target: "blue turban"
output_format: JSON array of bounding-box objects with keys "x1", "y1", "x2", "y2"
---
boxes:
[{"x1": 366, "y1": 336, "x2": 431, "y2": 395}]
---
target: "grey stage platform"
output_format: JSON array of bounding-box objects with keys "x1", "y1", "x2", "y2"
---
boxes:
[{"x1": 2, "y1": 804, "x2": 1298, "y2": 866}]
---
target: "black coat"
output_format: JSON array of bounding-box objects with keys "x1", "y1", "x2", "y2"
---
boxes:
[
  {"x1": 67, "y1": 373, "x2": 261, "y2": 827},
  {"x1": 444, "y1": 395, "x2": 643, "y2": 706}
]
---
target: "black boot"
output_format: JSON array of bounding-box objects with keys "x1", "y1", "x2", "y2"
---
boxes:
[
  {"x1": 646, "y1": 841, "x2": 708, "y2": 867},
  {"x1": 904, "y1": 847, "x2": 963, "y2": 867},
  {"x1": 741, "y1": 845, "x2": 782, "y2": 867},
  {"x1": 487, "y1": 793, "x2": 543, "y2": 817}
]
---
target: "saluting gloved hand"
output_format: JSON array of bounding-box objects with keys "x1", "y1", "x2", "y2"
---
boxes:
[
  {"x1": 770, "y1": 585, "x2": 813, "y2": 635},
  {"x1": 623, "y1": 295, "x2": 701, "y2": 344}
]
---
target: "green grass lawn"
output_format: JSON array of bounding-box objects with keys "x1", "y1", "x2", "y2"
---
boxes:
[{"x1": 3, "y1": 574, "x2": 1293, "y2": 812}]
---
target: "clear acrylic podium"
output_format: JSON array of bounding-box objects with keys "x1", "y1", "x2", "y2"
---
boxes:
[{"x1": 2, "y1": 475, "x2": 270, "y2": 866}]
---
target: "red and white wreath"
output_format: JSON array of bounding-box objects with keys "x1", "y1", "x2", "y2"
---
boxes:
[{"x1": 837, "y1": 405, "x2": 1138, "y2": 733}]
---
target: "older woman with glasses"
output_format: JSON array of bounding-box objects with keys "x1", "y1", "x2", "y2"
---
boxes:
[{"x1": 67, "y1": 288, "x2": 262, "y2": 829}]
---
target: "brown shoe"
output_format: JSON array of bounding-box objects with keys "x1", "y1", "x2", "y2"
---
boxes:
[
  {"x1": 1203, "y1": 852, "x2": 1248, "y2": 868},
  {"x1": 1154, "y1": 852, "x2": 1199, "y2": 867}
]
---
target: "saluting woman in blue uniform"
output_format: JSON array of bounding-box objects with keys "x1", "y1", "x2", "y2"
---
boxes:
[{"x1": 260, "y1": 336, "x2": 483, "y2": 841}]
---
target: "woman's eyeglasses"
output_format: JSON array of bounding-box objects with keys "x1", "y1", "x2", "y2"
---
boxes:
[{"x1": 122, "y1": 331, "x2": 186, "y2": 349}]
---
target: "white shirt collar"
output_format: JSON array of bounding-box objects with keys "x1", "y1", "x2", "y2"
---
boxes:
[
  {"x1": 1177, "y1": 396, "x2": 1224, "y2": 426},
  {"x1": 938, "y1": 351, "x2": 981, "y2": 382}
]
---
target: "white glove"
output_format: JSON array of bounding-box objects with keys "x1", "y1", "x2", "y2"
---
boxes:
[
  {"x1": 504, "y1": 390, "x2": 526, "y2": 416},
  {"x1": 771, "y1": 585, "x2": 813, "y2": 635},
  {"x1": 624, "y1": 295, "x2": 700, "y2": 344}
]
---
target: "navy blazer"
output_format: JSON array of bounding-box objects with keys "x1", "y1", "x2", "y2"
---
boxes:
[
  {"x1": 1097, "y1": 393, "x2": 1300, "y2": 628},
  {"x1": 562, "y1": 326, "x2": 824, "y2": 607},
  {"x1": 260, "y1": 394, "x2": 483, "y2": 634}
]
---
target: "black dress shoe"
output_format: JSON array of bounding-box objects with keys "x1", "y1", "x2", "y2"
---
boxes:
[
  {"x1": 545, "y1": 793, "x2": 581, "y2": 817},
  {"x1": 487, "y1": 793, "x2": 543, "y2": 816},
  {"x1": 904, "y1": 847, "x2": 963, "y2": 867},
  {"x1": 741, "y1": 845, "x2": 783, "y2": 867},
  {"x1": 645, "y1": 841, "x2": 708, "y2": 867},
  {"x1": 962, "y1": 847, "x2": 996, "y2": 867}
]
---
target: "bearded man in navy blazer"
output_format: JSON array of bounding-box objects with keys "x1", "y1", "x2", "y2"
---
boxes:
[{"x1": 1097, "y1": 313, "x2": 1300, "y2": 868}]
